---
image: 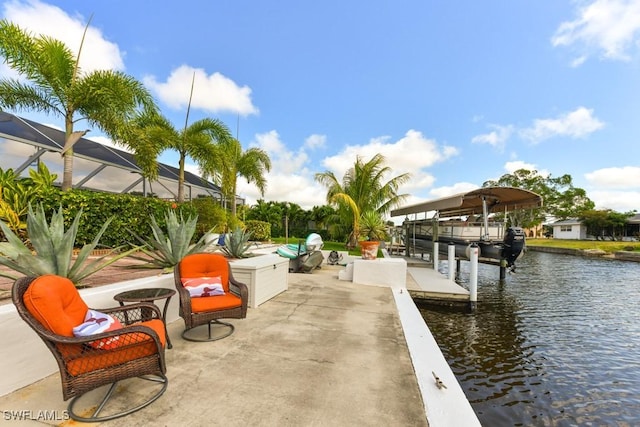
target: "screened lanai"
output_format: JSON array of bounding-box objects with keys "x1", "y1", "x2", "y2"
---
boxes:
[{"x1": 0, "y1": 111, "x2": 235, "y2": 203}]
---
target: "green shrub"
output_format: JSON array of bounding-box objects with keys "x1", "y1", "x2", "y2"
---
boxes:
[
  {"x1": 36, "y1": 190, "x2": 197, "y2": 248},
  {"x1": 190, "y1": 197, "x2": 227, "y2": 239},
  {"x1": 245, "y1": 220, "x2": 270, "y2": 241}
]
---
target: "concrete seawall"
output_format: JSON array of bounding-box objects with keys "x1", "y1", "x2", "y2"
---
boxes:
[{"x1": 527, "y1": 246, "x2": 640, "y2": 262}]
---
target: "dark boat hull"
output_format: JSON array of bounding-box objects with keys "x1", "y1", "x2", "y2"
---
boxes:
[{"x1": 408, "y1": 227, "x2": 526, "y2": 267}]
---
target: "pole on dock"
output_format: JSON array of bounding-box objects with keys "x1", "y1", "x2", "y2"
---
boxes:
[
  {"x1": 469, "y1": 243, "x2": 479, "y2": 311},
  {"x1": 433, "y1": 241, "x2": 439, "y2": 272},
  {"x1": 448, "y1": 242, "x2": 456, "y2": 281},
  {"x1": 499, "y1": 259, "x2": 507, "y2": 281}
]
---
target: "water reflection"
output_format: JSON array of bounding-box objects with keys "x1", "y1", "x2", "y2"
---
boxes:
[{"x1": 420, "y1": 251, "x2": 640, "y2": 426}]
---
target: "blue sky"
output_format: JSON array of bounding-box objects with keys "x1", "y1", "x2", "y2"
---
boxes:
[{"x1": 1, "y1": 0, "x2": 640, "y2": 221}]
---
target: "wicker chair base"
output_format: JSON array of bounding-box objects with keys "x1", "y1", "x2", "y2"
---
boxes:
[
  {"x1": 182, "y1": 319, "x2": 235, "y2": 342},
  {"x1": 67, "y1": 374, "x2": 168, "y2": 422}
]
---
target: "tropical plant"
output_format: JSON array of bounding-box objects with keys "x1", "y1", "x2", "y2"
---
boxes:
[
  {"x1": 133, "y1": 74, "x2": 232, "y2": 202},
  {"x1": 0, "y1": 164, "x2": 58, "y2": 234},
  {"x1": 137, "y1": 112, "x2": 231, "y2": 203},
  {"x1": 0, "y1": 204, "x2": 138, "y2": 284},
  {"x1": 315, "y1": 154, "x2": 411, "y2": 249},
  {"x1": 0, "y1": 20, "x2": 157, "y2": 191},
  {"x1": 219, "y1": 226, "x2": 253, "y2": 258},
  {"x1": 129, "y1": 209, "x2": 215, "y2": 271},
  {"x1": 359, "y1": 210, "x2": 387, "y2": 241},
  {"x1": 210, "y1": 137, "x2": 271, "y2": 219},
  {"x1": 245, "y1": 220, "x2": 270, "y2": 241}
]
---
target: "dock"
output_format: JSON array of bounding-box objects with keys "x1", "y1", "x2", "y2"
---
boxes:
[{"x1": 386, "y1": 254, "x2": 471, "y2": 306}]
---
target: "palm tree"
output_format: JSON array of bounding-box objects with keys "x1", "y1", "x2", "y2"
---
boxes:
[
  {"x1": 141, "y1": 112, "x2": 231, "y2": 202},
  {"x1": 211, "y1": 137, "x2": 271, "y2": 219},
  {"x1": 0, "y1": 20, "x2": 157, "y2": 191},
  {"x1": 315, "y1": 153, "x2": 411, "y2": 249}
]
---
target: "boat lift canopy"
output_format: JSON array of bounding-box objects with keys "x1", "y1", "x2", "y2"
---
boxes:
[{"x1": 390, "y1": 186, "x2": 543, "y2": 218}]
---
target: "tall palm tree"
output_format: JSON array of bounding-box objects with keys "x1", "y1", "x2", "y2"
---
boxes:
[
  {"x1": 140, "y1": 112, "x2": 231, "y2": 203},
  {"x1": 315, "y1": 153, "x2": 411, "y2": 249},
  {"x1": 210, "y1": 137, "x2": 271, "y2": 219},
  {"x1": 0, "y1": 20, "x2": 157, "y2": 191}
]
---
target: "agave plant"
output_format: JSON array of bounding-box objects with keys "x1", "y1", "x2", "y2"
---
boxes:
[
  {"x1": 129, "y1": 209, "x2": 215, "y2": 271},
  {"x1": 0, "y1": 204, "x2": 138, "y2": 285},
  {"x1": 219, "y1": 226, "x2": 254, "y2": 258}
]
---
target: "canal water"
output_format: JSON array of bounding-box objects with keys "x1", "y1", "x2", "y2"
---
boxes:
[{"x1": 420, "y1": 250, "x2": 640, "y2": 426}]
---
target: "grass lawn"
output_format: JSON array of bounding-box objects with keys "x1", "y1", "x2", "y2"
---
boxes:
[
  {"x1": 527, "y1": 238, "x2": 640, "y2": 253},
  {"x1": 271, "y1": 237, "x2": 372, "y2": 256}
]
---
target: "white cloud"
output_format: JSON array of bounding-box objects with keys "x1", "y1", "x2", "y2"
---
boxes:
[
  {"x1": 471, "y1": 124, "x2": 514, "y2": 150},
  {"x1": 519, "y1": 107, "x2": 604, "y2": 143},
  {"x1": 588, "y1": 189, "x2": 640, "y2": 211},
  {"x1": 143, "y1": 65, "x2": 258, "y2": 116},
  {"x1": 321, "y1": 129, "x2": 458, "y2": 182},
  {"x1": 237, "y1": 129, "x2": 458, "y2": 212},
  {"x1": 585, "y1": 166, "x2": 640, "y2": 188},
  {"x1": 552, "y1": 0, "x2": 640, "y2": 64},
  {"x1": 2, "y1": 0, "x2": 125, "y2": 72},
  {"x1": 429, "y1": 182, "x2": 479, "y2": 199},
  {"x1": 304, "y1": 134, "x2": 326, "y2": 150},
  {"x1": 503, "y1": 160, "x2": 550, "y2": 178}
]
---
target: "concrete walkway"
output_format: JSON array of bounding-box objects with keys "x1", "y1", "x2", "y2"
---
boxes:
[{"x1": 0, "y1": 266, "x2": 427, "y2": 426}]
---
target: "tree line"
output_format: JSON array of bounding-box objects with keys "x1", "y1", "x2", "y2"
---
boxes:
[{"x1": 483, "y1": 168, "x2": 638, "y2": 240}]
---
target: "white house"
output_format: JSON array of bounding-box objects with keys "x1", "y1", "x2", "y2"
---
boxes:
[{"x1": 551, "y1": 218, "x2": 587, "y2": 240}]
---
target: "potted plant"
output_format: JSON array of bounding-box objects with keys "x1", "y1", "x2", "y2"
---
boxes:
[{"x1": 358, "y1": 211, "x2": 387, "y2": 260}]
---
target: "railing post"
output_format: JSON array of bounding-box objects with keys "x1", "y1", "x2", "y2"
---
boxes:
[
  {"x1": 469, "y1": 243, "x2": 479, "y2": 311},
  {"x1": 433, "y1": 241, "x2": 439, "y2": 272},
  {"x1": 448, "y1": 242, "x2": 456, "y2": 281}
]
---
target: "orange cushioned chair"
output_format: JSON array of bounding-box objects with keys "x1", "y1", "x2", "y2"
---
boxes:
[
  {"x1": 12, "y1": 274, "x2": 168, "y2": 422},
  {"x1": 174, "y1": 253, "x2": 248, "y2": 341}
]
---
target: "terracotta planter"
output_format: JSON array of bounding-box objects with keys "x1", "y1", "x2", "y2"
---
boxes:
[{"x1": 359, "y1": 241, "x2": 380, "y2": 260}]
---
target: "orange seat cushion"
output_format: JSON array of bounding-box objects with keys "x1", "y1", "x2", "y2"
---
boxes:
[
  {"x1": 190, "y1": 293, "x2": 242, "y2": 313},
  {"x1": 65, "y1": 319, "x2": 166, "y2": 376},
  {"x1": 23, "y1": 275, "x2": 166, "y2": 375},
  {"x1": 179, "y1": 253, "x2": 230, "y2": 292},
  {"x1": 23, "y1": 275, "x2": 88, "y2": 337}
]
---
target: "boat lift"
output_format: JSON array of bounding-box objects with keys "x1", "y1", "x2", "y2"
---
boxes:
[{"x1": 391, "y1": 187, "x2": 543, "y2": 306}]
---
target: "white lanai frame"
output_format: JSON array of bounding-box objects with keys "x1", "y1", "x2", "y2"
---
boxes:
[{"x1": 0, "y1": 112, "x2": 235, "y2": 203}]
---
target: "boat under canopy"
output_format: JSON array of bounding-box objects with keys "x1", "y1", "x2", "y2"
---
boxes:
[
  {"x1": 391, "y1": 186, "x2": 543, "y2": 218},
  {"x1": 390, "y1": 187, "x2": 543, "y2": 269}
]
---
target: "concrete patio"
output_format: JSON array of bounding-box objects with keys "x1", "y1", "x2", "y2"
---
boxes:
[{"x1": 0, "y1": 259, "x2": 481, "y2": 426}]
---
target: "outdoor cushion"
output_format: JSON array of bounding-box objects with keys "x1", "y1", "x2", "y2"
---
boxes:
[
  {"x1": 190, "y1": 293, "x2": 242, "y2": 313},
  {"x1": 23, "y1": 274, "x2": 88, "y2": 337},
  {"x1": 181, "y1": 277, "x2": 225, "y2": 297},
  {"x1": 179, "y1": 253, "x2": 230, "y2": 292},
  {"x1": 66, "y1": 318, "x2": 166, "y2": 376},
  {"x1": 73, "y1": 309, "x2": 124, "y2": 350}
]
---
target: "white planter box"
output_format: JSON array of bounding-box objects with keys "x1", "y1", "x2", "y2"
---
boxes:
[{"x1": 230, "y1": 254, "x2": 289, "y2": 308}]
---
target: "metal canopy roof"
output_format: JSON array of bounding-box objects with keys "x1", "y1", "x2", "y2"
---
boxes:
[
  {"x1": 391, "y1": 186, "x2": 543, "y2": 218},
  {"x1": 0, "y1": 112, "x2": 223, "y2": 198}
]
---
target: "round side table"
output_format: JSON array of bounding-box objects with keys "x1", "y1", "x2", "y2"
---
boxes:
[{"x1": 114, "y1": 288, "x2": 176, "y2": 349}]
